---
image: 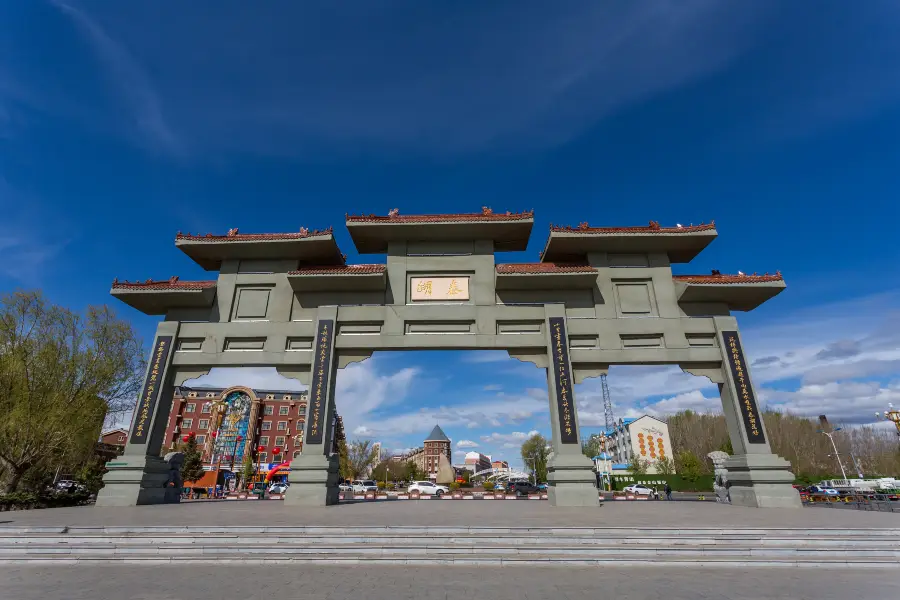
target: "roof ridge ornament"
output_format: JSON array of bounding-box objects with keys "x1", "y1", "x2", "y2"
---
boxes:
[
  {"x1": 648, "y1": 220, "x2": 661, "y2": 230},
  {"x1": 227, "y1": 228, "x2": 239, "y2": 236},
  {"x1": 299, "y1": 227, "x2": 308, "y2": 236},
  {"x1": 578, "y1": 222, "x2": 589, "y2": 230},
  {"x1": 388, "y1": 208, "x2": 400, "y2": 217},
  {"x1": 482, "y1": 206, "x2": 493, "y2": 215}
]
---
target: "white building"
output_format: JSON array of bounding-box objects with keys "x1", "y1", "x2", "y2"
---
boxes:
[{"x1": 590, "y1": 415, "x2": 674, "y2": 475}]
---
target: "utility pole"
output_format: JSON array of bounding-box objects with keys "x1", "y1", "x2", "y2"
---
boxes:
[
  {"x1": 601, "y1": 373, "x2": 616, "y2": 433},
  {"x1": 817, "y1": 415, "x2": 848, "y2": 481}
]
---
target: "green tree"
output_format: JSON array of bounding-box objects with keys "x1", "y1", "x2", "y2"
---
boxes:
[
  {"x1": 0, "y1": 291, "x2": 145, "y2": 493},
  {"x1": 179, "y1": 433, "x2": 205, "y2": 483},
  {"x1": 404, "y1": 460, "x2": 424, "y2": 482},
  {"x1": 655, "y1": 456, "x2": 675, "y2": 476},
  {"x1": 346, "y1": 439, "x2": 380, "y2": 480},
  {"x1": 630, "y1": 457, "x2": 649, "y2": 475},
  {"x1": 241, "y1": 454, "x2": 254, "y2": 488},
  {"x1": 76, "y1": 458, "x2": 109, "y2": 494},
  {"x1": 581, "y1": 435, "x2": 603, "y2": 459},
  {"x1": 676, "y1": 450, "x2": 704, "y2": 482},
  {"x1": 520, "y1": 433, "x2": 550, "y2": 483},
  {"x1": 337, "y1": 436, "x2": 352, "y2": 480}
]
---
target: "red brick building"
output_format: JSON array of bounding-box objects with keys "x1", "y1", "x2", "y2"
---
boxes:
[
  {"x1": 423, "y1": 425, "x2": 451, "y2": 479},
  {"x1": 100, "y1": 428, "x2": 128, "y2": 448},
  {"x1": 164, "y1": 385, "x2": 344, "y2": 488}
]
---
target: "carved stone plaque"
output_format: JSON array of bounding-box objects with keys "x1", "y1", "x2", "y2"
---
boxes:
[{"x1": 410, "y1": 277, "x2": 470, "y2": 301}]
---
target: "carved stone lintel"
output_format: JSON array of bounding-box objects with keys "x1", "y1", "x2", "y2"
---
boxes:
[
  {"x1": 680, "y1": 362, "x2": 725, "y2": 385},
  {"x1": 506, "y1": 350, "x2": 548, "y2": 369},
  {"x1": 337, "y1": 351, "x2": 374, "y2": 369},
  {"x1": 572, "y1": 364, "x2": 609, "y2": 384}
]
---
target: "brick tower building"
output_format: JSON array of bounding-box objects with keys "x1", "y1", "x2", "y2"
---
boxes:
[{"x1": 423, "y1": 425, "x2": 451, "y2": 480}]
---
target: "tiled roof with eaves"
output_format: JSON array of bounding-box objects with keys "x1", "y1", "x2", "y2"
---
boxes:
[
  {"x1": 550, "y1": 221, "x2": 715, "y2": 234},
  {"x1": 176, "y1": 227, "x2": 333, "y2": 241},
  {"x1": 111, "y1": 277, "x2": 216, "y2": 290},
  {"x1": 496, "y1": 263, "x2": 596, "y2": 274},
  {"x1": 289, "y1": 264, "x2": 386, "y2": 275},
  {"x1": 346, "y1": 208, "x2": 533, "y2": 223},
  {"x1": 673, "y1": 272, "x2": 783, "y2": 284}
]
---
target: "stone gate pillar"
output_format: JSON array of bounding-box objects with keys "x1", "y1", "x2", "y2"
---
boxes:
[
  {"x1": 544, "y1": 306, "x2": 599, "y2": 507},
  {"x1": 687, "y1": 317, "x2": 801, "y2": 508},
  {"x1": 285, "y1": 308, "x2": 340, "y2": 506},
  {"x1": 96, "y1": 322, "x2": 180, "y2": 507}
]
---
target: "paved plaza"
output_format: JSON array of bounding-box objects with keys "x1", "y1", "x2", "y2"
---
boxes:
[
  {"x1": 2, "y1": 564, "x2": 898, "y2": 600},
  {"x1": 3, "y1": 499, "x2": 898, "y2": 529}
]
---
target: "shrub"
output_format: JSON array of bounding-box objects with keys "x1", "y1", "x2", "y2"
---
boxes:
[
  {"x1": 377, "y1": 481, "x2": 387, "y2": 490},
  {"x1": 449, "y1": 482, "x2": 460, "y2": 491},
  {"x1": 483, "y1": 481, "x2": 495, "y2": 492},
  {"x1": 0, "y1": 490, "x2": 92, "y2": 511}
]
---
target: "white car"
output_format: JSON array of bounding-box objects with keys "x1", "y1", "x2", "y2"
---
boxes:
[
  {"x1": 408, "y1": 481, "x2": 450, "y2": 496},
  {"x1": 268, "y1": 483, "x2": 288, "y2": 494},
  {"x1": 623, "y1": 484, "x2": 654, "y2": 496},
  {"x1": 352, "y1": 480, "x2": 379, "y2": 493},
  {"x1": 339, "y1": 482, "x2": 352, "y2": 492}
]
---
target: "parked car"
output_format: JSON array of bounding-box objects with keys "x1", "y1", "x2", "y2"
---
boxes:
[
  {"x1": 805, "y1": 485, "x2": 839, "y2": 496},
  {"x1": 268, "y1": 483, "x2": 288, "y2": 494},
  {"x1": 408, "y1": 481, "x2": 449, "y2": 496},
  {"x1": 493, "y1": 482, "x2": 506, "y2": 492},
  {"x1": 338, "y1": 482, "x2": 352, "y2": 492},
  {"x1": 352, "y1": 480, "x2": 379, "y2": 493},
  {"x1": 508, "y1": 481, "x2": 540, "y2": 497},
  {"x1": 623, "y1": 484, "x2": 654, "y2": 496},
  {"x1": 536, "y1": 483, "x2": 548, "y2": 491}
]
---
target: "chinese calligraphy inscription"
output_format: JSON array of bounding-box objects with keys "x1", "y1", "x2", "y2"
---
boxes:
[
  {"x1": 129, "y1": 336, "x2": 172, "y2": 444},
  {"x1": 722, "y1": 331, "x2": 766, "y2": 445},
  {"x1": 306, "y1": 319, "x2": 334, "y2": 446},
  {"x1": 410, "y1": 277, "x2": 470, "y2": 301},
  {"x1": 549, "y1": 317, "x2": 579, "y2": 444}
]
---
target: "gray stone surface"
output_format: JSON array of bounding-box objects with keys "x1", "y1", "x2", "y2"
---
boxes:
[
  {"x1": 3, "y1": 498, "x2": 897, "y2": 529},
  {"x1": 1, "y1": 564, "x2": 897, "y2": 600}
]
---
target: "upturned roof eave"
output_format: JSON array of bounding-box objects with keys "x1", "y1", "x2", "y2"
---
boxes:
[
  {"x1": 539, "y1": 228, "x2": 718, "y2": 264},
  {"x1": 110, "y1": 287, "x2": 216, "y2": 316},
  {"x1": 674, "y1": 279, "x2": 786, "y2": 311},
  {"x1": 175, "y1": 235, "x2": 345, "y2": 271},
  {"x1": 346, "y1": 219, "x2": 534, "y2": 254}
]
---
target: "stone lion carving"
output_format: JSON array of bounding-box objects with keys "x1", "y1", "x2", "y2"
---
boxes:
[{"x1": 707, "y1": 450, "x2": 730, "y2": 503}]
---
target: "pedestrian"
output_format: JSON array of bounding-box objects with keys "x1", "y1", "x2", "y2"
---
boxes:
[{"x1": 665, "y1": 483, "x2": 672, "y2": 501}]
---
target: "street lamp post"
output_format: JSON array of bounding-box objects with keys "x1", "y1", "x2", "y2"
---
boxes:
[
  {"x1": 255, "y1": 445, "x2": 265, "y2": 490},
  {"x1": 229, "y1": 435, "x2": 244, "y2": 472},
  {"x1": 817, "y1": 427, "x2": 848, "y2": 481}
]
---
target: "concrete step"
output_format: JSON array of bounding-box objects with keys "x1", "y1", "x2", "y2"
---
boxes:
[{"x1": 2, "y1": 535, "x2": 898, "y2": 548}]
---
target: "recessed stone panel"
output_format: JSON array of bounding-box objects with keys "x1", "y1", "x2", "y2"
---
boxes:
[
  {"x1": 608, "y1": 253, "x2": 649, "y2": 268},
  {"x1": 176, "y1": 338, "x2": 204, "y2": 352},
  {"x1": 496, "y1": 320, "x2": 543, "y2": 334},
  {"x1": 286, "y1": 337, "x2": 314, "y2": 351},
  {"x1": 224, "y1": 337, "x2": 266, "y2": 351},
  {"x1": 410, "y1": 277, "x2": 470, "y2": 301},
  {"x1": 233, "y1": 287, "x2": 271, "y2": 320},
  {"x1": 620, "y1": 334, "x2": 664, "y2": 349},
  {"x1": 613, "y1": 281, "x2": 656, "y2": 316},
  {"x1": 405, "y1": 320, "x2": 474, "y2": 334},
  {"x1": 686, "y1": 333, "x2": 717, "y2": 347},
  {"x1": 337, "y1": 321, "x2": 383, "y2": 335},
  {"x1": 569, "y1": 335, "x2": 599, "y2": 348}
]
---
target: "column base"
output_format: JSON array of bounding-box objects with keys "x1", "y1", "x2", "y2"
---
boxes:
[
  {"x1": 95, "y1": 455, "x2": 178, "y2": 507},
  {"x1": 284, "y1": 453, "x2": 340, "y2": 507},
  {"x1": 547, "y1": 452, "x2": 599, "y2": 507},
  {"x1": 724, "y1": 453, "x2": 802, "y2": 509}
]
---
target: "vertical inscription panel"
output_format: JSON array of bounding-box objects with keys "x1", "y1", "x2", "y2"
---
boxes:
[
  {"x1": 130, "y1": 336, "x2": 172, "y2": 444},
  {"x1": 549, "y1": 317, "x2": 579, "y2": 444},
  {"x1": 722, "y1": 331, "x2": 766, "y2": 445},
  {"x1": 307, "y1": 320, "x2": 334, "y2": 446}
]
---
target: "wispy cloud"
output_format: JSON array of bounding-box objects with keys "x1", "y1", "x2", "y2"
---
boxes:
[
  {"x1": 0, "y1": 178, "x2": 70, "y2": 283},
  {"x1": 49, "y1": 0, "x2": 180, "y2": 155}
]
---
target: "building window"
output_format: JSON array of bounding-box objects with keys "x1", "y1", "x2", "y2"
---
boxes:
[
  {"x1": 189, "y1": 391, "x2": 197, "y2": 398},
  {"x1": 275, "y1": 436, "x2": 286, "y2": 446},
  {"x1": 283, "y1": 395, "x2": 291, "y2": 401},
  {"x1": 279, "y1": 406, "x2": 290, "y2": 416},
  {"x1": 117, "y1": 435, "x2": 125, "y2": 442},
  {"x1": 206, "y1": 392, "x2": 215, "y2": 398},
  {"x1": 259, "y1": 436, "x2": 269, "y2": 446},
  {"x1": 198, "y1": 419, "x2": 209, "y2": 430},
  {"x1": 195, "y1": 435, "x2": 206, "y2": 444},
  {"x1": 259, "y1": 453, "x2": 267, "y2": 463},
  {"x1": 277, "y1": 421, "x2": 287, "y2": 431},
  {"x1": 185, "y1": 403, "x2": 196, "y2": 413},
  {"x1": 264, "y1": 406, "x2": 274, "y2": 416},
  {"x1": 298, "y1": 405, "x2": 306, "y2": 415},
  {"x1": 261, "y1": 422, "x2": 272, "y2": 431},
  {"x1": 181, "y1": 419, "x2": 193, "y2": 429},
  {"x1": 266, "y1": 394, "x2": 274, "y2": 400},
  {"x1": 201, "y1": 403, "x2": 212, "y2": 413}
]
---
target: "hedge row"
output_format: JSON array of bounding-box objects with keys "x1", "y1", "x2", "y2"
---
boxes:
[
  {"x1": 0, "y1": 490, "x2": 93, "y2": 511},
  {"x1": 612, "y1": 474, "x2": 715, "y2": 492}
]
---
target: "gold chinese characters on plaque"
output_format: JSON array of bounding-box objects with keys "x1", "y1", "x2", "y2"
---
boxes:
[{"x1": 410, "y1": 277, "x2": 470, "y2": 301}]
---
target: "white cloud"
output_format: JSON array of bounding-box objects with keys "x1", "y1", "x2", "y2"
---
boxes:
[
  {"x1": 480, "y1": 430, "x2": 540, "y2": 449},
  {"x1": 456, "y1": 440, "x2": 479, "y2": 448},
  {"x1": 482, "y1": 384, "x2": 503, "y2": 391}
]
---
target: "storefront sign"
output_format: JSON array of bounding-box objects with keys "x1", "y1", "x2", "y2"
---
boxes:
[
  {"x1": 410, "y1": 277, "x2": 469, "y2": 301},
  {"x1": 722, "y1": 331, "x2": 766, "y2": 444},
  {"x1": 549, "y1": 317, "x2": 579, "y2": 444},
  {"x1": 130, "y1": 336, "x2": 172, "y2": 444},
  {"x1": 306, "y1": 319, "x2": 334, "y2": 445}
]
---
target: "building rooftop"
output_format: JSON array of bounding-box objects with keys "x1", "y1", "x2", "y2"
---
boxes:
[
  {"x1": 174, "y1": 227, "x2": 345, "y2": 270},
  {"x1": 425, "y1": 425, "x2": 451, "y2": 443},
  {"x1": 345, "y1": 208, "x2": 534, "y2": 253}
]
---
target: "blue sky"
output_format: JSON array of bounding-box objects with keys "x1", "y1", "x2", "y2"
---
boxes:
[{"x1": 1, "y1": 1, "x2": 899, "y2": 468}]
